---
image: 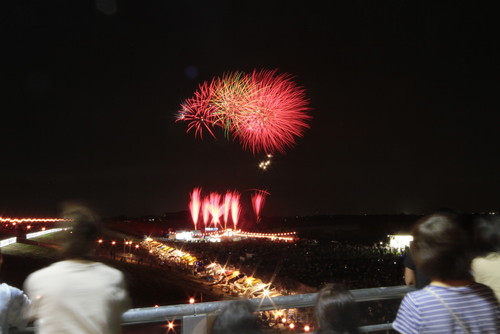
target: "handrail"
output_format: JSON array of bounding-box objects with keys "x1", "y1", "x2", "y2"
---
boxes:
[{"x1": 122, "y1": 285, "x2": 414, "y2": 324}]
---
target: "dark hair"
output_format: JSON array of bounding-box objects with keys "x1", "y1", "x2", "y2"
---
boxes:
[
  {"x1": 211, "y1": 299, "x2": 262, "y2": 334},
  {"x1": 315, "y1": 283, "x2": 360, "y2": 334},
  {"x1": 60, "y1": 201, "x2": 101, "y2": 259},
  {"x1": 410, "y1": 213, "x2": 472, "y2": 281},
  {"x1": 473, "y1": 215, "x2": 500, "y2": 255}
]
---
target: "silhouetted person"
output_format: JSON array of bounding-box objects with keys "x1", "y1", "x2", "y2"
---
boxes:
[
  {"x1": 471, "y1": 214, "x2": 500, "y2": 300},
  {"x1": 314, "y1": 283, "x2": 360, "y2": 334},
  {"x1": 23, "y1": 202, "x2": 131, "y2": 334},
  {"x1": 403, "y1": 250, "x2": 430, "y2": 289},
  {"x1": 0, "y1": 250, "x2": 31, "y2": 334},
  {"x1": 393, "y1": 213, "x2": 500, "y2": 333},
  {"x1": 211, "y1": 299, "x2": 263, "y2": 334}
]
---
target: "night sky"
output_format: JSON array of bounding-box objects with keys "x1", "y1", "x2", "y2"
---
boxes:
[{"x1": 2, "y1": 1, "x2": 499, "y2": 218}]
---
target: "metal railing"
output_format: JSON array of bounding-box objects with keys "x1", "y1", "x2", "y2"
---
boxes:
[
  {"x1": 122, "y1": 285, "x2": 413, "y2": 333},
  {"x1": 13, "y1": 285, "x2": 414, "y2": 334}
]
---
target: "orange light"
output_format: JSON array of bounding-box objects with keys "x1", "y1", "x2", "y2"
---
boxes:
[
  {"x1": 289, "y1": 323, "x2": 295, "y2": 329},
  {"x1": 168, "y1": 322, "x2": 174, "y2": 329},
  {"x1": 112, "y1": 241, "x2": 116, "y2": 245},
  {"x1": 189, "y1": 298, "x2": 195, "y2": 304},
  {"x1": 281, "y1": 318, "x2": 287, "y2": 323},
  {"x1": 98, "y1": 239, "x2": 103, "y2": 243},
  {"x1": 304, "y1": 325, "x2": 311, "y2": 332}
]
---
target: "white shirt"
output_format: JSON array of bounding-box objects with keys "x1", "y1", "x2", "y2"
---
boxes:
[
  {"x1": 24, "y1": 260, "x2": 130, "y2": 334},
  {"x1": 472, "y1": 252, "x2": 500, "y2": 301},
  {"x1": 0, "y1": 283, "x2": 31, "y2": 334}
]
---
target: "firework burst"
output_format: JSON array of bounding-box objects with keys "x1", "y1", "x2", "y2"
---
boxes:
[{"x1": 177, "y1": 69, "x2": 311, "y2": 154}]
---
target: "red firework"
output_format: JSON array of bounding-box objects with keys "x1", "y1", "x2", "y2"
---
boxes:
[
  {"x1": 202, "y1": 198, "x2": 211, "y2": 227},
  {"x1": 233, "y1": 70, "x2": 311, "y2": 154},
  {"x1": 207, "y1": 192, "x2": 223, "y2": 228},
  {"x1": 177, "y1": 69, "x2": 311, "y2": 154},
  {"x1": 251, "y1": 190, "x2": 268, "y2": 223},
  {"x1": 177, "y1": 81, "x2": 219, "y2": 138},
  {"x1": 223, "y1": 191, "x2": 233, "y2": 229},
  {"x1": 230, "y1": 191, "x2": 241, "y2": 229},
  {"x1": 189, "y1": 187, "x2": 202, "y2": 230}
]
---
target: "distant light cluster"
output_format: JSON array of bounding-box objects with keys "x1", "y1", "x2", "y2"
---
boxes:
[
  {"x1": 177, "y1": 69, "x2": 312, "y2": 155},
  {"x1": 0, "y1": 217, "x2": 70, "y2": 223}
]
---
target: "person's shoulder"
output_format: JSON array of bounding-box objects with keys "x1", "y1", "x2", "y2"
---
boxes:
[
  {"x1": 25, "y1": 263, "x2": 54, "y2": 279},
  {"x1": 25, "y1": 261, "x2": 69, "y2": 284},
  {"x1": 0, "y1": 282, "x2": 23, "y2": 296},
  {"x1": 403, "y1": 286, "x2": 434, "y2": 304},
  {"x1": 473, "y1": 252, "x2": 500, "y2": 265},
  {"x1": 93, "y1": 262, "x2": 125, "y2": 277}
]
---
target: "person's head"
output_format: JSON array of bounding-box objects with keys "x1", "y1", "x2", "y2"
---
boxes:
[
  {"x1": 60, "y1": 201, "x2": 101, "y2": 259},
  {"x1": 211, "y1": 299, "x2": 262, "y2": 334},
  {"x1": 472, "y1": 215, "x2": 500, "y2": 255},
  {"x1": 315, "y1": 283, "x2": 360, "y2": 334},
  {"x1": 410, "y1": 213, "x2": 471, "y2": 281}
]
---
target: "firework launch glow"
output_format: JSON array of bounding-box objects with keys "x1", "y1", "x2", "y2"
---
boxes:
[
  {"x1": 189, "y1": 187, "x2": 202, "y2": 230},
  {"x1": 251, "y1": 190, "x2": 268, "y2": 223},
  {"x1": 230, "y1": 192, "x2": 241, "y2": 230},
  {"x1": 188, "y1": 188, "x2": 266, "y2": 230},
  {"x1": 177, "y1": 69, "x2": 312, "y2": 155},
  {"x1": 208, "y1": 193, "x2": 223, "y2": 227}
]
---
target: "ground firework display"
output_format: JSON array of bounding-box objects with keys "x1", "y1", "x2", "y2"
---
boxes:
[
  {"x1": 188, "y1": 188, "x2": 267, "y2": 230},
  {"x1": 177, "y1": 69, "x2": 312, "y2": 154}
]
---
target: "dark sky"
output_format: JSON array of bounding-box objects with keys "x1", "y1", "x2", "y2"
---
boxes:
[{"x1": 2, "y1": 1, "x2": 499, "y2": 218}]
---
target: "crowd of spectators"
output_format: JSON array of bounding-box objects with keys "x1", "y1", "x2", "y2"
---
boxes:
[
  {"x1": 174, "y1": 239, "x2": 406, "y2": 292},
  {"x1": 166, "y1": 238, "x2": 407, "y2": 328}
]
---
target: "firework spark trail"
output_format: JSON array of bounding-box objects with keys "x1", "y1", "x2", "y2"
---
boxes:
[
  {"x1": 202, "y1": 197, "x2": 211, "y2": 228},
  {"x1": 251, "y1": 190, "x2": 268, "y2": 223},
  {"x1": 230, "y1": 191, "x2": 241, "y2": 230},
  {"x1": 208, "y1": 192, "x2": 224, "y2": 228},
  {"x1": 177, "y1": 69, "x2": 311, "y2": 155},
  {"x1": 223, "y1": 191, "x2": 233, "y2": 230},
  {"x1": 189, "y1": 187, "x2": 202, "y2": 230}
]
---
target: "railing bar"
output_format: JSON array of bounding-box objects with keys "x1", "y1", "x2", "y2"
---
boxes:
[
  {"x1": 358, "y1": 323, "x2": 394, "y2": 332},
  {"x1": 122, "y1": 285, "x2": 413, "y2": 324}
]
